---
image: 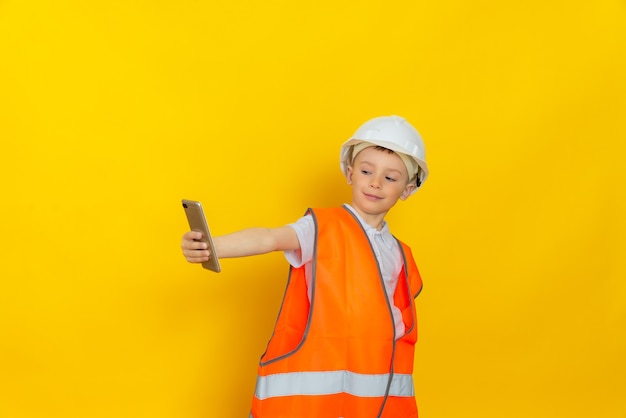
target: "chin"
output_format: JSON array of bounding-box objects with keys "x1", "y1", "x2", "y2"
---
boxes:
[{"x1": 356, "y1": 200, "x2": 390, "y2": 213}]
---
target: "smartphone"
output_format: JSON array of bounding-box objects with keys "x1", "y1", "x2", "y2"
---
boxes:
[{"x1": 181, "y1": 199, "x2": 221, "y2": 272}]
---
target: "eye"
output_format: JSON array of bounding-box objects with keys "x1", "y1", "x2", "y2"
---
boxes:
[
  {"x1": 385, "y1": 176, "x2": 397, "y2": 182},
  {"x1": 361, "y1": 170, "x2": 371, "y2": 175}
]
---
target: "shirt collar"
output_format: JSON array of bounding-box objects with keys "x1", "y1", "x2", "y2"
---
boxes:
[{"x1": 342, "y1": 204, "x2": 396, "y2": 249}]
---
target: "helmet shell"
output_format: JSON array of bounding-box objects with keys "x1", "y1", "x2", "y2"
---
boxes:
[{"x1": 340, "y1": 115, "x2": 428, "y2": 192}]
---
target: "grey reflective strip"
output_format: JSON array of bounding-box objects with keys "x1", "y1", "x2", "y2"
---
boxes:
[{"x1": 254, "y1": 371, "x2": 414, "y2": 400}]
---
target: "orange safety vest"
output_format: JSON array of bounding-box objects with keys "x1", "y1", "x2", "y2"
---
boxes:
[{"x1": 250, "y1": 207, "x2": 423, "y2": 418}]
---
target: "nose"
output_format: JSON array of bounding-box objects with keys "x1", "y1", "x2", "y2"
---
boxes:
[{"x1": 369, "y1": 177, "x2": 382, "y2": 189}]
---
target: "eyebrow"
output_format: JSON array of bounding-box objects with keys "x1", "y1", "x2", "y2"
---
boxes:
[{"x1": 358, "y1": 160, "x2": 403, "y2": 174}]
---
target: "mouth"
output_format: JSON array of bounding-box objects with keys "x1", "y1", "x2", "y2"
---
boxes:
[{"x1": 363, "y1": 193, "x2": 383, "y2": 200}]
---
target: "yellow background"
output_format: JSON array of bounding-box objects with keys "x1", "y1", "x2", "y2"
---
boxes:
[{"x1": 1, "y1": 1, "x2": 624, "y2": 417}]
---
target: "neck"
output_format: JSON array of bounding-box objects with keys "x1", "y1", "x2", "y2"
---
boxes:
[{"x1": 348, "y1": 203, "x2": 387, "y2": 231}]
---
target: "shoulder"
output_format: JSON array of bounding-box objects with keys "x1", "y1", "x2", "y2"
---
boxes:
[
  {"x1": 394, "y1": 236, "x2": 413, "y2": 253},
  {"x1": 309, "y1": 206, "x2": 352, "y2": 222}
]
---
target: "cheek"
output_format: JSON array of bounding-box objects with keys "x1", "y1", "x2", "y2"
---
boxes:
[{"x1": 394, "y1": 183, "x2": 409, "y2": 197}]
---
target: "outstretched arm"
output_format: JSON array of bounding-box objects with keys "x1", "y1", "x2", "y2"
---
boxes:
[{"x1": 181, "y1": 226, "x2": 300, "y2": 264}]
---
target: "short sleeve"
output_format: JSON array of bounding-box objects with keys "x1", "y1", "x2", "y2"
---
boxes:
[{"x1": 284, "y1": 214, "x2": 315, "y2": 268}]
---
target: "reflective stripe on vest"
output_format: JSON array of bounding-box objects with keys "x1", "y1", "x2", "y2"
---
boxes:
[{"x1": 255, "y1": 371, "x2": 415, "y2": 400}]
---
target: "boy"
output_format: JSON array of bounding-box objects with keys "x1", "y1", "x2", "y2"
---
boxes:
[{"x1": 181, "y1": 115, "x2": 428, "y2": 418}]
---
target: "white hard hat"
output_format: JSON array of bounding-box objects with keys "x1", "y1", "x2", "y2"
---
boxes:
[{"x1": 340, "y1": 115, "x2": 428, "y2": 192}]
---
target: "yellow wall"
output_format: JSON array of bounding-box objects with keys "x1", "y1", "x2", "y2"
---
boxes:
[{"x1": 1, "y1": 1, "x2": 624, "y2": 417}]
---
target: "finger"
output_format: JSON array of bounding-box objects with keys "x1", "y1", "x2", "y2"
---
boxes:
[
  {"x1": 181, "y1": 239, "x2": 208, "y2": 250},
  {"x1": 183, "y1": 249, "x2": 211, "y2": 259},
  {"x1": 183, "y1": 231, "x2": 203, "y2": 241},
  {"x1": 186, "y1": 255, "x2": 210, "y2": 263}
]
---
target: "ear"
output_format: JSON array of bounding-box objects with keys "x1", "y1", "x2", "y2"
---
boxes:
[
  {"x1": 346, "y1": 165, "x2": 353, "y2": 184},
  {"x1": 399, "y1": 183, "x2": 416, "y2": 201}
]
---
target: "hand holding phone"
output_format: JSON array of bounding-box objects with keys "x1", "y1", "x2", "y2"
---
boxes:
[{"x1": 182, "y1": 199, "x2": 221, "y2": 272}]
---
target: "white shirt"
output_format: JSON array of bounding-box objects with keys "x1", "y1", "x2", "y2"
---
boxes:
[{"x1": 284, "y1": 204, "x2": 406, "y2": 338}]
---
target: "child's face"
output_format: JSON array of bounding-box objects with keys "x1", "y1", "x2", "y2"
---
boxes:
[{"x1": 346, "y1": 147, "x2": 416, "y2": 218}]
